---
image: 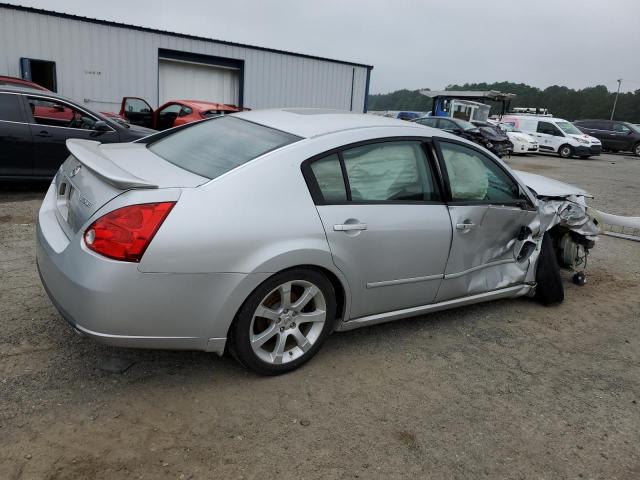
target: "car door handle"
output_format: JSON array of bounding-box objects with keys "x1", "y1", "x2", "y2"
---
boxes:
[
  {"x1": 456, "y1": 221, "x2": 476, "y2": 231},
  {"x1": 334, "y1": 223, "x2": 367, "y2": 232},
  {"x1": 36, "y1": 130, "x2": 52, "y2": 138}
]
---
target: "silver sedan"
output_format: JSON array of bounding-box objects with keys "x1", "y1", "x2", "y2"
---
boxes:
[{"x1": 37, "y1": 110, "x2": 599, "y2": 374}]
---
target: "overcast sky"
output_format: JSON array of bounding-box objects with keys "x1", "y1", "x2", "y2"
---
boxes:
[{"x1": 7, "y1": 0, "x2": 640, "y2": 93}]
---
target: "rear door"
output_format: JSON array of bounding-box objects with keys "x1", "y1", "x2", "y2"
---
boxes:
[
  {"x1": 121, "y1": 97, "x2": 154, "y2": 128},
  {"x1": 25, "y1": 95, "x2": 119, "y2": 177},
  {"x1": 0, "y1": 92, "x2": 33, "y2": 177},
  {"x1": 434, "y1": 140, "x2": 538, "y2": 302},
  {"x1": 304, "y1": 139, "x2": 452, "y2": 319}
]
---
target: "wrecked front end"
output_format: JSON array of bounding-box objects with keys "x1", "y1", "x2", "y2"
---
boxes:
[{"x1": 516, "y1": 171, "x2": 600, "y2": 287}]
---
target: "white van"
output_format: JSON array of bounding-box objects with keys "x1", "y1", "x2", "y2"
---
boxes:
[{"x1": 501, "y1": 115, "x2": 602, "y2": 159}]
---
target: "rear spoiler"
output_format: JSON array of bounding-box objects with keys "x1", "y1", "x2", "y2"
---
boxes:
[{"x1": 65, "y1": 139, "x2": 158, "y2": 189}]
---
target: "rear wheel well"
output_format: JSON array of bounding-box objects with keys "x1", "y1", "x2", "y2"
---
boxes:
[{"x1": 229, "y1": 265, "x2": 347, "y2": 338}]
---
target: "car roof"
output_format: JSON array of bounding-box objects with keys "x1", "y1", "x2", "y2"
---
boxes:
[
  {"x1": 0, "y1": 76, "x2": 49, "y2": 91},
  {"x1": 232, "y1": 108, "x2": 427, "y2": 138}
]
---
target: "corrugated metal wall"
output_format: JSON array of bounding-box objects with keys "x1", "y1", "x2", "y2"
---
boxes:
[{"x1": 0, "y1": 6, "x2": 370, "y2": 112}]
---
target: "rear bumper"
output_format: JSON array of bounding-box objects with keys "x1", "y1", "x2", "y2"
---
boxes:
[{"x1": 36, "y1": 184, "x2": 264, "y2": 354}]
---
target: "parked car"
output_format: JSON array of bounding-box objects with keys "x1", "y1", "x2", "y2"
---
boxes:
[
  {"x1": 0, "y1": 75, "x2": 49, "y2": 91},
  {"x1": 119, "y1": 97, "x2": 241, "y2": 130},
  {"x1": 470, "y1": 121, "x2": 513, "y2": 157},
  {"x1": 573, "y1": 119, "x2": 640, "y2": 157},
  {"x1": 495, "y1": 122, "x2": 538, "y2": 154},
  {"x1": 396, "y1": 111, "x2": 424, "y2": 121},
  {"x1": 0, "y1": 86, "x2": 155, "y2": 180},
  {"x1": 413, "y1": 116, "x2": 511, "y2": 157},
  {"x1": 37, "y1": 109, "x2": 599, "y2": 375},
  {"x1": 502, "y1": 115, "x2": 601, "y2": 159}
]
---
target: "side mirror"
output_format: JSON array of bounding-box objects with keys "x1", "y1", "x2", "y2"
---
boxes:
[{"x1": 94, "y1": 120, "x2": 110, "y2": 131}]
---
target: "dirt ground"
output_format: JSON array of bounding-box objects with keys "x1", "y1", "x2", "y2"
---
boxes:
[{"x1": 1, "y1": 152, "x2": 639, "y2": 479}]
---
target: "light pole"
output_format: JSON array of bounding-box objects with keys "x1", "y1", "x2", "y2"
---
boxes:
[{"x1": 610, "y1": 78, "x2": 622, "y2": 120}]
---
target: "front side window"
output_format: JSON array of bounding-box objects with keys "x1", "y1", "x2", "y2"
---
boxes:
[
  {"x1": 27, "y1": 96, "x2": 98, "y2": 130},
  {"x1": 149, "y1": 116, "x2": 300, "y2": 180},
  {"x1": 613, "y1": 122, "x2": 631, "y2": 133},
  {"x1": 537, "y1": 121, "x2": 563, "y2": 136},
  {"x1": 0, "y1": 93, "x2": 23, "y2": 122},
  {"x1": 342, "y1": 141, "x2": 438, "y2": 202},
  {"x1": 124, "y1": 98, "x2": 152, "y2": 114},
  {"x1": 439, "y1": 142, "x2": 521, "y2": 203}
]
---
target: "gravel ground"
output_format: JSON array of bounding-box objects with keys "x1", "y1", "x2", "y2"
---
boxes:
[{"x1": 1, "y1": 152, "x2": 639, "y2": 479}]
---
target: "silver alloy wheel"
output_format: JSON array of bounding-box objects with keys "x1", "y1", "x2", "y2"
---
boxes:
[
  {"x1": 249, "y1": 280, "x2": 327, "y2": 365},
  {"x1": 560, "y1": 146, "x2": 572, "y2": 158},
  {"x1": 635, "y1": 144, "x2": 640, "y2": 157}
]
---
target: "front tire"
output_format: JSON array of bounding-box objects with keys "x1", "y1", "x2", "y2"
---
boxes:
[
  {"x1": 633, "y1": 143, "x2": 640, "y2": 157},
  {"x1": 558, "y1": 145, "x2": 574, "y2": 159},
  {"x1": 534, "y1": 234, "x2": 564, "y2": 305},
  {"x1": 229, "y1": 269, "x2": 336, "y2": 375}
]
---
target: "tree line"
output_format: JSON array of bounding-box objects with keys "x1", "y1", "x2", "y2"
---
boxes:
[{"x1": 368, "y1": 81, "x2": 640, "y2": 123}]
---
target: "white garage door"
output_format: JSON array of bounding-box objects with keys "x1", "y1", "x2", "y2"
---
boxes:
[{"x1": 158, "y1": 59, "x2": 240, "y2": 106}]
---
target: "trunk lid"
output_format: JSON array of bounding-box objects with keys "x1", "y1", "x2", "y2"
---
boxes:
[{"x1": 55, "y1": 139, "x2": 207, "y2": 237}]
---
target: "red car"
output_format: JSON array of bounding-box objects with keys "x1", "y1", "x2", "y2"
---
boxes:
[
  {"x1": 119, "y1": 97, "x2": 241, "y2": 130},
  {"x1": 0, "y1": 75, "x2": 49, "y2": 91}
]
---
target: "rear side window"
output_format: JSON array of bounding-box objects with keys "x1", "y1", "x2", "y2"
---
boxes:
[
  {"x1": 149, "y1": 116, "x2": 301, "y2": 180},
  {"x1": 305, "y1": 140, "x2": 440, "y2": 204},
  {"x1": 0, "y1": 93, "x2": 24, "y2": 122},
  {"x1": 343, "y1": 142, "x2": 436, "y2": 202},
  {"x1": 310, "y1": 154, "x2": 347, "y2": 203}
]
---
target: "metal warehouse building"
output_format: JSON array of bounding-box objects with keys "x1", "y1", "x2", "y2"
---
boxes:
[{"x1": 0, "y1": 3, "x2": 373, "y2": 113}]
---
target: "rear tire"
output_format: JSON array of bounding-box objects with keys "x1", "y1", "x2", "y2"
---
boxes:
[
  {"x1": 558, "y1": 145, "x2": 574, "y2": 159},
  {"x1": 229, "y1": 268, "x2": 336, "y2": 375},
  {"x1": 534, "y1": 234, "x2": 564, "y2": 305}
]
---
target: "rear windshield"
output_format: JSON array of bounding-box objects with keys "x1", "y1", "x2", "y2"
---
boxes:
[{"x1": 148, "y1": 116, "x2": 301, "y2": 180}]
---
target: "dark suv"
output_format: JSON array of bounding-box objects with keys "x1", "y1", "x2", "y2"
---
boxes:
[
  {"x1": 573, "y1": 119, "x2": 640, "y2": 156},
  {"x1": 0, "y1": 86, "x2": 156, "y2": 180}
]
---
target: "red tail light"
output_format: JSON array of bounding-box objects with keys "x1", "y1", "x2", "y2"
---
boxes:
[{"x1": 84, "y1": 202, "x2": 175, "y2": 262}]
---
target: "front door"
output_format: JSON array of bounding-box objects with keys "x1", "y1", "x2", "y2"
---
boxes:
[
  {"x1": 434, "y1": 140, "x2": 539, "y2": 302},
  {"x1": 534, "y1": 120, "x2": 565, "y2": 153},
  {"x1": 0, "y1": 92, "x2": 33, "y2": 177},
  {"x1": 610, "y1": 122, "x2": 634, "y2": 151},
  {"x1": 304, "y1": 140, "x2": 453, "y2": 319},
  {"x1": 25, "y1": 95, "x2": 119, "y2": 177},
  {"x1": 121, "y1": 97, "x2": 154, "y2": 128}
]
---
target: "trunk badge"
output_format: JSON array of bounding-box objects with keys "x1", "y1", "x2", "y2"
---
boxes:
[{"x1": 70, "y1": 165, "x2": 81, "y2": 177}]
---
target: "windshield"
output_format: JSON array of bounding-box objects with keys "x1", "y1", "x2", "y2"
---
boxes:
[
  {"x1": 149, "y1": 116, "x2": 301, "y2": 180},
  {"x1": 556, "y1": 121, "x2": 582, "y2": 135},
  {"x1": 628, "y1": 123, "x2": 640, "y2": 133}
]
